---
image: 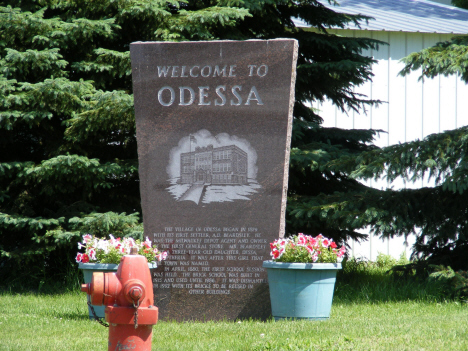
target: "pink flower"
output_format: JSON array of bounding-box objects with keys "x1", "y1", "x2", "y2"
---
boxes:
[
  {"x1": 157, "y1": 251, "x2": 168, "y2": 261},
  {"x1": 268, "y1": 233, "x2": 341, "y2": 263},
  {"x1": 322, "y1": 238, "x2": 330, "y2": 248},
  {"x1": 271, "y1": 248, "x2": 280, "y2": 259},
  {"x1": 337, "y1": 246, "x2": 346, "y2": 258},
  {"x1": 76, "y1": 234, "x2": 166, "y2": 264},
  {"x1": 309, "y1": 237, "x2": 318, "y2": 247},
  {"x1": 297, "y1": 233, "x2": 307, "y2": 245},
  {"x1": 278, "y1": 239, "x2": 287, "y2": 247},
  {"x1": 82, "y1": 234, "x2": 92, "y2": 243}
]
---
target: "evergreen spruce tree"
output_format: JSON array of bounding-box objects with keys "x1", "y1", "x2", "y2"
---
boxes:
[
  {"x1": 0, "y1": 0, "x2": 382, "y2": 288},
  {"x1": 452, "y1": 0, "x2": 468, "y2": 10},
  {"x1": 300, "y1": 0, "x2": 468, "y2": 270},
  {"x1": 317, "y1": 0, "x2": 468, "y2": 269},
  {"x1": 288, "y1": 1, "x2": 468, "y2": 272},
  {"x1": 358, "y1": 24, "x2": 468, "y2": 269}
]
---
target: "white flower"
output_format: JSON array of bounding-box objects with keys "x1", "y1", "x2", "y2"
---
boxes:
[
  {"x1": 96, "y1": 240, "x2": 109, "y2": 253},
  {"x1": 88, "y1": 248, "x2": 96, "y2": 260},
  {"x1": 82, "y1": 234, "x2": 92, "y2": 243},
  {"x1": 124, "y1": 237, "x2": 136, "y2": 248},
  {"x1": 76, "y1": 234, "x2": 168, "y2": 264},
  {"x1": 109, "y1": 234, "x2": 116, "y2": 245},
  {"x1": 144, "y1": 237, "x2": 152, "y2": 248}
]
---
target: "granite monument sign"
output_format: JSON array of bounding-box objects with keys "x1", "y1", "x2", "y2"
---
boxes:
[{"x1": 130, "y1": 39, "x2": 298, "y2": 320}]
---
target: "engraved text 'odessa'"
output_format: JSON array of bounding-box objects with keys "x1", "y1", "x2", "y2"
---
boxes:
[{"x1": 155, "y1": 64, "x2": 267, "y2": 107}]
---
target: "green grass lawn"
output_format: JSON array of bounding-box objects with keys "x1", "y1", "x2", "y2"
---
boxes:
[
  {"x1": 2, "y1": 256, "x2": 467, "y2": 350},
  {"x1": 1, "y1": 292, "x2": 468, "y2": 350}
]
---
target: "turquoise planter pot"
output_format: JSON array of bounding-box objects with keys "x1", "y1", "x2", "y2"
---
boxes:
[
  {"x1": 263, "y1": 261, "x2": 341, "y2": 321},
  {"x1": 79, "y1": 261, "x2": 158, "y2": 320}
]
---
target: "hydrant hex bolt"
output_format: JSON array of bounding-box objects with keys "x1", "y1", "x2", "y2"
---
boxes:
[
  {"x1": 130, "y1": 287, "x2": 143, "y2": 301},
  {"x1": 123, "y1": 280, "x2": 146, "y2": 305},
  {"x1": 81, "y1": 253, "x2": 158, "y2": 351}
]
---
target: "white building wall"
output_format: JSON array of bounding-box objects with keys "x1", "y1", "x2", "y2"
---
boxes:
[{"x1": 316, "y1": 29, "x2": 468, "y2": 260}]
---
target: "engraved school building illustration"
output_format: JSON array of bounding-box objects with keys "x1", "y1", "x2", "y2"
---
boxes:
[{"x1": 180, "y1": 144, "x2": 248, "y2": 185}]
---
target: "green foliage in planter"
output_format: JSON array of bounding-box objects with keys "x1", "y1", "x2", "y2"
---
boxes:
[
  {"x1": 276, "y1": 244, "x2": 339, "y2": 263},
  {"x1": 89, "y1": 241, "x2": 157, "y2": 265},
  {"x1": 275, "y1": 244, "x2": 312, "y2": 264}
]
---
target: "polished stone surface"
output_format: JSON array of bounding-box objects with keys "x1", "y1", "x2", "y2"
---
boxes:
[{"x1": 131, "y1": 39, "x2": 298, "y2": 321}]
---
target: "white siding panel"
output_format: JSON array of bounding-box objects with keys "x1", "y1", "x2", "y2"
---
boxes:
[
  {"x1": 405, "y1": 33, "x2": 425, "y2": 143},
  {"x1": 334, "y1": 105, "x2": 354, "y2": 130},
  {"x1": 315, "y1": 30, "x2": 468, "y2": 260},
  {"x1": 353, "y1": 231, "x2": 371, "y2": 260},
  {"x1": 457, "y1": 78, "x2": 468, "y2": 128},
  {"x1": 387, "y1": 32, "x2": 408, "y2": 192},
  {"x1": 440, "y1": 75, "x2": 457, "y2": 132},
  {"x1": 372, "y1": 233, "x2": 391, "y2": 261},
  {"x1": 388, "y1": 32, "x2": 407, "y2": 146},
  {"x1": 352, "y1": 231, "x2": 414, "y2": 260},
  {"x1": 422, "y1": 34, "x2": 442, "y2": 138},
  {"x1": 353, "y1": 30, "x2": 373, "y2": 130},
  {"x1": 370, "y1": 31, "x2": 391, "y2": 148},
  {"x1": 388, "y1": 234, "x2": 415, "y2": 260}
]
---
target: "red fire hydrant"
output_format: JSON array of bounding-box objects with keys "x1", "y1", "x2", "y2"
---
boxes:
[{"x1": 81, "y1": 248, "x2": 158, "y2": 351}]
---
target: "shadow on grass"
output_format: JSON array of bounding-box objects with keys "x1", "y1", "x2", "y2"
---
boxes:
[
  {"x1": 56, "y1": 312, "x2": 92, "y2": 321},
  {"x1": 0, "y1": 270, "x2": 83, "y2": 296}
]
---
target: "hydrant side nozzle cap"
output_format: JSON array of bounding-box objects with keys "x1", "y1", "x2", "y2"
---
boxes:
[
  {"x1": 129, "y1": 286, "x2": 143, "y2": 300},
  {"x1": 81, "y1": 283, "x2": 90, "y2": 294}
]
